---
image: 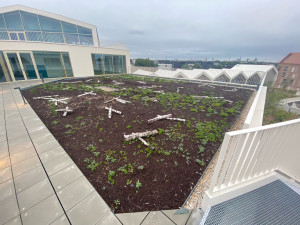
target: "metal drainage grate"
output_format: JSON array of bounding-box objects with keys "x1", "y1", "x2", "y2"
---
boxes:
[{"x1": 203, "y1": 180, "x2": 300, "y2": 225}]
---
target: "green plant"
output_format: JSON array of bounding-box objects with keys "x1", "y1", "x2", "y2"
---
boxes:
[
  {"x1": 126, "y1": 125, "x2": 131, "y2": 129},
  {"x1": 198, "y1": 145, "x2": 205, "y2": 153},
  {"x1": 86, "y1": 144, "x2": 96, "y2": 152},
  {"x1": 117, "y1": 165, "x2": 128, "y2": 174},
  {"x1": 49, "y1": 102, "x2": 58, "y2": 116},
  {"x1": 99, "y1": 128, "x2": 103, "y2": 132},
  {"x1": 126, "y1": 179, "x2": 132, "y2": 185},
  {"x1": 93, "y1": 152, "x2": 100, "y2": 157},
  {"x1": 65, "y1": 124, "x2": 72, "y2": 128},
  {"x1": 196, "y1": 159, "x2": 206, "y2": 166},
  {"x1": 113, "y1": 199, "x2": 120, "y2": 209},
  {"x1": 136, "y1": 179, "x2": 142, "y2": 189},
  {"x1": 87, "y1": 160, "x2": 101, "y2": 171},
  {"x1": 108, "y1": 170, "x2": 116, "y2": 184},
  {"x1": 76, "y1": 116, "x2": 83, "y2": 121},
  {"x1": 138, "y1": 165, "x2": 144, "y2": 170},
  {"x1": 52, "y1": 120, "x2": 60, "y2": 125}
]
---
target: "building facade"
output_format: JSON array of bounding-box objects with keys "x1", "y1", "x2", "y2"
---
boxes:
[
  {"x1": 274, "y1": 53, "x2": 300, "y2": 91},
  {"x1": 0, "y1": 5, "x2": 130, "y2": 82}
]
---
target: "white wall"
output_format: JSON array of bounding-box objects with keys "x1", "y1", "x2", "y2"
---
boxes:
[{"x1": 0, "y1": 41, "x2": 130, "y2": 78}]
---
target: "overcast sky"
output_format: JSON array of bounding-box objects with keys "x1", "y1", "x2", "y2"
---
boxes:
[{"x1": 2, "y1": 0, "x2": 300, "y2": 62}]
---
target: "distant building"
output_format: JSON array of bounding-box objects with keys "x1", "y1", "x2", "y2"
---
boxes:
[
  {"x1": 158, "y1": 63, "x2": 172, "y2": 70},
  {"x1": 274, "y1": 53, "x2": 300, "y2": 91}
]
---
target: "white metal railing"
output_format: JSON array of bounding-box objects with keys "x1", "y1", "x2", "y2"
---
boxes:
[{"x1": 208, "y1": 118, "x2": 300, "y2": 194}]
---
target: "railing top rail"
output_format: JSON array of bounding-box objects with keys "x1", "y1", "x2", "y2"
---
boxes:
[{"x1": 227, "y1": 118, "x2": 300, "y2": 136}]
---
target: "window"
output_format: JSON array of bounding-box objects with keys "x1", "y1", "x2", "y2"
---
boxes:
[
  {"x1": 39, "y1": 15, "x2": 62, "y2": 32},
  {"x1": 291, "y1": 67, "x2": 295, "y2": 72},
  {"x1": 9, "y1": 33, "x2": 18, "y2": 40},
  {"x1": 33, "y1": 51, "x2": 65, "y2": 78},
  {"x1": 282, "y1": 72, "x2": 286, "y2": 77},
  {"x1": 25, "y1": 31, "x2": 43, "y2": 41},
  {"x1": 231, "y1": 73, "x2": 246, "y2": 84},
  {"x1": 91, "y1": 54, "x2": 104, "y2": 75},
  {"x1": 215, "y1": 74, "x2": 230, "y2": 82},
  {"x1": 62, "y1": 53, "x2": 73, "y2": 77},
  {"x1": 42, "y1": 32, "x2": 64, "y2": 43},
  {"x1": 77, "y1": 26, "x2": 92, "y2": 35},
  {"x1": 79, "y1": 34, "x2": 93, "y2": 46},
  {"x1": 0, "y1": 14, "x2": 7, "y2": 30},
  {"x1": 92, "y1": 54, "x2": 127, "y2": 75},
  {"x1": 1, "y1": 11, "x2": 94, "y2": 46},
  {"x1": 64, "y1": 33, "x2": 79, "y2": 44},
  {"x1": 61, "y1": 22, "x2": 77, "y2": 33},
  {"x1": 284, "y1": 66, "x2": 288, "y2": 72},
  {"x1": 20, "y1": 11, "x2": 40, "y2": 31},
  {"x1": 4, "y1": 11, "x2": 24, "y2": 31},
  {"x1": 113, "y1": 55, "x2": 123, "y2": 74},
  {"x1": 18, "y1": 33, "x2": 25, "y2": 40},
  {"x1": 290, "y1": 80, "x2": 293, "y2": 85},
  {"x1": 0, "y1": 31, "x2": 9, "y2": 40},
  {"x1": 246, "y1": 73, "x2": 261, "y2": 85}
]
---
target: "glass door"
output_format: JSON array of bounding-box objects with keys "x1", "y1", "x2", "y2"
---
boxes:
[
  {"x1": 19, "y1": 53, "x2": 38, "y2": 79},
  {"x1": 6, "y1": 53, "x2": 25, "y2": 80}
]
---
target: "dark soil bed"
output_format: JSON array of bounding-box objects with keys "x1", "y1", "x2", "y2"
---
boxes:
[{"x1": 22, "y1": 75, "x2": 253, "y2": 213}]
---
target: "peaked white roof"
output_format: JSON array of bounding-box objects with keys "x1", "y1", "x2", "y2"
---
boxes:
[
  {"x1": 231, "y1": 64, "x2": 276, "y2": 73},
  {"x1": 132, "y1": 69, "x2": 153, "y2": 76}
]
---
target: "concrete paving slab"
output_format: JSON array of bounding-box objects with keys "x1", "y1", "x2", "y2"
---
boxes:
[
  {"x1": 17, "y1": 178, "x2": 54, "y2": 212},
  {"x1": 57, "y1": 176, "x2": 94, "y2": 211},
  {"x1": 0, "y1": 195, "x2": 19, "y2": 224},
  {"x1": 3, "y1": 216, "x2": 22, "y2": 225},
  {"x1": 0, "y1": 147, "x2": 9, "y2": 159},
  {"x1": 14, "y1": 166, "x2": 47, "y2": 193},
  {"x1": 43, "y1": 154, "x2": 73, "y2": 176},
  {"x1": 0, "y1": 167, "x2": 13, "y2": 184},
  {"x1": 0, "y1": 179, "x2": 15, "y2": 202},
  {"x1": 12, "y1": 156, "x2": 41, "y2": 177},
  {"x1": 40, "y1": 146, "x2": 66, "y2": 164},
  {"x1": 0, "y1": 156, "x2": 11, "y2": 170},
  {"x1": 116, "y1": 211, "x2": 149, "y2": 225},
  {"x1": 141, "y1": 211, "x2": 175, "y2": 225},
  {"x1": 67, "y1": 191, "x2": 111, "y2": 225},
  {"x1": 32, "y1": 133, "x2": 55, "y2": 146},
  {"x1": 162, "y1": 209, "x2": 192, "y2": 225},
  {"x1": 10, "y1": 147, "x2": 37, "y2": 165},
  {"x1": 50, "y1": 164, "x2": 83, "y2": 191},
  {"x1": 50, "y1": 215, "x2": 70, "y2": 225},
  {"x1": 185, "y1": 209, "x2": 203, "y2": 225},
  {"x1": 35, "y1": 139, "x2": 61, "y2": 154},
  {"x1": 96, "y1": 212, "x2": 121, "y2": 225},
  {"x1": 21, "y1": 195, "x2": 64, "y2": 225},
  {"x1": 9, "y1": 142, "x2": 34, "y2": 154}
]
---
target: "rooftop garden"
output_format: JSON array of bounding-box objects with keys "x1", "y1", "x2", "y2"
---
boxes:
[{"x1": 22, "y1": 75, "x2": 252, "y2": 213}]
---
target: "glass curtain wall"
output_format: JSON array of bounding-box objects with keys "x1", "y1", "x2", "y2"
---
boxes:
[
  {"x1": 19, "y1": 53, "x2": 38, "y2": 79},
  {"x1": 0, "y1": 10, "x2": 93, "y2": 46},
  {"x1": 92, "y1": 54, "x2": 127, "y2": 75},
  {"x1": 0, "y1": 51, "x2": 11, "y2": 82},
  {"x1": 103, "y1": 54, "x2": 114, "y2": 74},
  {"x1": 33, "y1": 51, "x2": 73, "y2": 78}
]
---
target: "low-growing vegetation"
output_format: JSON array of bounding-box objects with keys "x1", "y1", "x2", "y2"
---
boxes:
[{"x1": 22, "y1": 75, "x2": 252, "y2": 213}]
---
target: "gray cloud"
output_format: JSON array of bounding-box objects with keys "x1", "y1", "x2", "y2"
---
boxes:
[{"x1": 3, "y1": 0, "x2": 300, "y2": 61}]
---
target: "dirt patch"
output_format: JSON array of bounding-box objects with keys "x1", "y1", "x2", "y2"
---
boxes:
[{"x1": 22, "y1": 75, "x2": 253, "y2": 213}]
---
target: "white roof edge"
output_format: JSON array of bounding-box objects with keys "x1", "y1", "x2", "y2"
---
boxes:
[{"x1": 0, "y1": 4, "x2": 97, "y2": 30}]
